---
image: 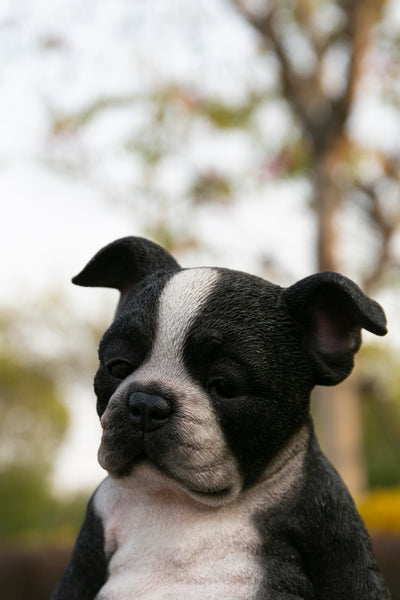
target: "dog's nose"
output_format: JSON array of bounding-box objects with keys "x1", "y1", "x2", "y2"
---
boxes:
[{"x1": 128, "y1": 392, "x2": 171, "y2": 432}]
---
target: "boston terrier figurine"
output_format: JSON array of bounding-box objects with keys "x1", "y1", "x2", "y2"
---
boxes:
[{"x1": 51, "y1": 236, "x2": 391, "y2": 600}]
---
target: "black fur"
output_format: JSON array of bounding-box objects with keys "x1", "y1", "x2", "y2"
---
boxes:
[
  {"x1": 183, "y1": 269, "x2": 313, "y2": 487},
  {"x1": 72, "y1": 236, "x2": 180, "y2": 315},
  {"x1": 51, "y1": 495, "x2": 107, "y2": 599},
  {"x1": 283, "y1": 271, "x2": 387, "y2": 385},
  {"x1": 255, "y1": 425, "x2": 389, "y2": 599}
]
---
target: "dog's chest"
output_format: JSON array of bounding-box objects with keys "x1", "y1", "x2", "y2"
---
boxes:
[{"x1": 94, "y1": 477, "x2": 264, "y2": 600}]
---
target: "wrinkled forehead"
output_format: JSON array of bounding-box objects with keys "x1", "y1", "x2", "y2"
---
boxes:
[
  {"x1": 100, "y1": 268, "x2": 218, "y2": 350},
  {"x1": 158, "y1": 267, "x2": 220, "y2": 328},
  {"x1": 147, "y1": 267, "x2": 222, "y2": 353},
  {"x1": 140, "y1": 265, "x2": 280, "y2": 321},
  {"x1": 103, "y1": 266, "x2": 282, "y2": 353}
]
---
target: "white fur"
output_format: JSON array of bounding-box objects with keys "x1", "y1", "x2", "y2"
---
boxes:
[{"x1": 94, "y1": 426, "x2": 309, "y2": 600}]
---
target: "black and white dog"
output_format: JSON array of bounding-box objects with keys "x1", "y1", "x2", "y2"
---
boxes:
[{"x1": 52, "y1": 236, "x2": 391, "y2": 599}]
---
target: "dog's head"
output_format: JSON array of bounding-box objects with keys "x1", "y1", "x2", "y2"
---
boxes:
[{"x1": 73, "y1": 237, "x2": 386, "y2": 504}]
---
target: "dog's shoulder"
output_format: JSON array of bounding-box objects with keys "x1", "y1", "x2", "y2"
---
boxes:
[{"x1": 255, "y1": 432, "x2": 391, "y2": 599}]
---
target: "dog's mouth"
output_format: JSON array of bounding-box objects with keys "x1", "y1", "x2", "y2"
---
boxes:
[
  {"x1": 187, "y1": 485, "x2": 231, "y2": 498},
  {"x1": 99, "y1": 436, "x2": 240, "y2": 505},
  {"x1": 97, "y1": 425, "x2": 145, "y2": 477},
  {"x1": 97, "y1": 426, "x2": 171, "y2": 478},
  {"x1": 98, "y1": 401, "x2": 244, "y2": 505}
]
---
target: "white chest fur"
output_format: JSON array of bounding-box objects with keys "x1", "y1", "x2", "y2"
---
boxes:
[{"x1": 94, "y1": 474, "x2": 265, "y2": 600}]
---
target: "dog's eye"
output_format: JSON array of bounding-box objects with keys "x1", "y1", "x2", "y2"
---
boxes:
[
  {"x1": 106, "y1": 359, "x2": 134, "y2": 380},
  {"x1": 209, "y1": 378, "x2": 238, "y2": 399}
]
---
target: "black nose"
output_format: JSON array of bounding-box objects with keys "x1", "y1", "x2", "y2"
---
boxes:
[{"x1": 128, "y1": 392, "x2": 171, "y2": 432}]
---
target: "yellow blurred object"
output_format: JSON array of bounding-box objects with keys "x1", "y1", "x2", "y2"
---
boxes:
[{"x1": 357, "y1": 488, "x2": 400, "y2": 532}]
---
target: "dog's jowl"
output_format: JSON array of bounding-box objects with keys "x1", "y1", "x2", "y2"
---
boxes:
[{"x1": 51, "y1": 236, "x2": 391, "y2": 600}]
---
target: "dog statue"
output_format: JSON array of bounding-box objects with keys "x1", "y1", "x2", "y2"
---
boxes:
[{"x1": 51, "y1": 236, "x2": 391, "y2": 599}]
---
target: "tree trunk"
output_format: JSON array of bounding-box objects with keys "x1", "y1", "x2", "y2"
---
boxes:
[
  {"x1": 312, "y1": 379, "x2": 367, "y2": 496},
  {"x1": 312, "y1": 153, "x2": 367, "y2": 498},
  {"x1": 231, "y1": 0, "x2": 383, "y2": 498}
]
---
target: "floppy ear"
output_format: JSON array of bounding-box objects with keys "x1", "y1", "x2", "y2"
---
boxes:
[
  {"x1": 283, "y1": 271, "x2": 387, "y2": 386},
  {"x1": 72, "y1": 236, "x2": 181, "y2": 315}
]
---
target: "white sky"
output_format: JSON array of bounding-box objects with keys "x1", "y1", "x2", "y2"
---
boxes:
[{"x1": 1, "y1": 0, "x2": 399, "y2": 493}]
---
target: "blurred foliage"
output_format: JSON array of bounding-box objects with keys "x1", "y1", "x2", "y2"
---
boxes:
[
  {"x1": 0, "y1": 353, "x2": 68, "y2": 469},
  {"x1": 52, "y1": 94, "x2": 137, "y2": 136},
  {"x1": 192, "y1": 170, "x2": 233, "y2": 204},
  {"x1": 0, "y1": 464, "x2": 88, "y2": 544},
  {"x1": 0, "y1": 349, "x2": 78, "y2": 543},
  {"x1": 0, "y1": 303, "x2": 103, "y2": 543},
  {"x1": 363, "y1": 399, "x2": 400, "y2": 487},
  {"x1": 0, "y1": 296, "x2": 107, "y2": 380},
  {"x1": 358, "y1": 488, "x2": 400, "y2": 532},
  {"x1": 200, "y1": 93, "x2": 264, "y2": 129},
  {"x1": 359, "y1": 345, "x2": 400, "y2": 488}
]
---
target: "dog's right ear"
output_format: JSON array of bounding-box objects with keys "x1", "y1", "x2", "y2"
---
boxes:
[
  {"x1": 283, "y1": 271, "x2": 387, "y2": 386},
  {"x1": 72, "y1": 236, "x2": 181, "y2": 314}
]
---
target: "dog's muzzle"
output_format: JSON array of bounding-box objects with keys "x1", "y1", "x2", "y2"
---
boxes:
[{"x1": 128, "y1": 391, "x2": 172, "y2": 433}]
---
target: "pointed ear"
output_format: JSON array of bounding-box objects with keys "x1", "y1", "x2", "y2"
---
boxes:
[
  {"x1": 283, "y1": 272, "x2": 387, "y2": 385},
  {"x1": 72, "y1": 237, "x2": 180, "y2": 315}
]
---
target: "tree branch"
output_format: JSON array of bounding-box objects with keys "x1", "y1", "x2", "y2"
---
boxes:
[
  {"x1": 334, "y1": 0, "x2": 388, "y2": 129},
  {"x1": 233, "y1": 0, "x2": 388, "y2": 154},
  {"x1": 231, "y1": 1, "x2": 320, "y2": 143}
]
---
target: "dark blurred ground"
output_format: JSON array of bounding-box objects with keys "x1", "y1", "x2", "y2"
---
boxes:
[
  {"x1": 0, "y1": 545, "x2": 70, "y2": 600},
  {"x1": 372, "y1": 534, "x2": 400, "y2": 599},
  {"x1": 0, "y1": 534, "x2": 399, "y2": 600}
]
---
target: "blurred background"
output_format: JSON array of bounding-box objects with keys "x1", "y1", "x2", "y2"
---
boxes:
[{"x1": 1, "y1": 0, "x2": 400, "y2": 597}]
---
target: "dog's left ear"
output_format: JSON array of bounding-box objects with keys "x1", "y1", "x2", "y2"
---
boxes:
[
  {"x1": 72, "y1": 236, "x2": 180, "y2": 315},
  {"x1": 283, "y1": 271, "x2": 387, "y2": 385}
]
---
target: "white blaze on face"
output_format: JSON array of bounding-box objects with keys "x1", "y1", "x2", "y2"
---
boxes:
[
  {"x1": 103, "y1": 267, "x2": 243, "y2": 504},
  {"x1": 136, "y1": 267, "x2": 219, "y2": 388}
]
